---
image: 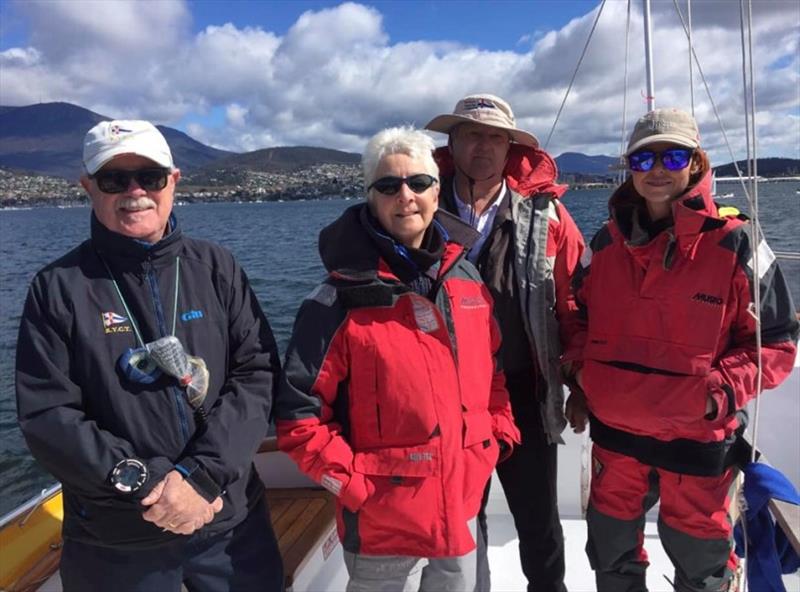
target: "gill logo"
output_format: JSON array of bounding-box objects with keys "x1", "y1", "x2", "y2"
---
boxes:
[{"x1": 180, "y1": 309, "x2": 204, "y2": 322}]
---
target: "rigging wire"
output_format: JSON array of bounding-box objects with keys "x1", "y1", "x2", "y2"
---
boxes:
[
  {"x1": 670, "y1": 0, "x2": 751, "y2": 203},
  {"x1": 617, "y1": 0, "x2": 633, "y2": 185},
  {"x1": 688, "y1": 0, "x2": 694, "y2": 115},
  {"x1": 544, "y1": 0, "x2": 607, "y2": 150},
  {"x1": 671, "y1": 1, "x2": 767, "y2": 588}
]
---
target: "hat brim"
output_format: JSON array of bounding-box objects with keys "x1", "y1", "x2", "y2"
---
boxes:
[
  {"x1": 626, "y1": 134, "x2": 699, "y2": 156},
  {"x1": 425, "y1": 114, "x2": 539, "y2": 148},
  {"x1": 85, "y1": 144, "x2": 173, "y2": 175}
]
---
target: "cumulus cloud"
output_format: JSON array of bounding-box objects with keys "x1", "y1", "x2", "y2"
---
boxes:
[{"x1": 0, "y1": 0, "x2": 797, "y2": 161}]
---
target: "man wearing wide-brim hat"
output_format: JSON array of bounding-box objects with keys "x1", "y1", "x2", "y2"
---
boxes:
[{"x1": 426, "y1": 94, "x2": 585, "y2": 592}]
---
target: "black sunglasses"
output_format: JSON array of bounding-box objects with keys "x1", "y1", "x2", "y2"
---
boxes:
[
  {"x1": 368, "y1": 174, "x2": 438, "y2": 196},
  {"x1": 91, "y1": 168, "x2": 170, "y2": 194},
  {"x1": 627, "y1": 148, "x2": 694, "y2": 172}
]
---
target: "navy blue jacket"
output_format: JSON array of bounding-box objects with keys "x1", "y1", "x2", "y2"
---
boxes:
[{"x1": 16, "y1": 213, "x2": 279, "y2": 548}]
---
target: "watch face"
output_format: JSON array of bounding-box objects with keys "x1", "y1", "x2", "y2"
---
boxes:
[
  {"x1": 117, "y1": 464, "x2": 142, "y2": 487},
  {"x1": 112, "y1": 459, "x2": 147, "y2": 493}
]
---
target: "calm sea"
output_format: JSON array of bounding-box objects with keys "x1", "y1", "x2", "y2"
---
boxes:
[{"x1": 1, "y1": 184, "x2": 798, "y2": 516}]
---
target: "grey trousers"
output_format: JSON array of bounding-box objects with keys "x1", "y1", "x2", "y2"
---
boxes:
[{"x1": 343, "y1": 519, "x2": 478, "y2": 592}]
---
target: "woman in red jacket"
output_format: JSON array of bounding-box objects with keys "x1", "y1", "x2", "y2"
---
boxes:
[
  {"x1": 275, "y1": 126, "x2": 520, "y2": 592},
  {"x1": 563, "y1": 108, "x2": 798, "y2": 592}
]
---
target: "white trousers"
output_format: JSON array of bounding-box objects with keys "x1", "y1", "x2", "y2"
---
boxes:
[{"x1": 343, "y1": 518, "x2": 478, "y2": 592}]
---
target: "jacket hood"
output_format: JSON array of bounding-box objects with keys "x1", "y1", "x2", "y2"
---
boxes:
[
  {"x1": 318, "y1": 203, "x2": 479, "y2": 279},
  {"x1": 610, "y1": 171, "x2": 719, "y2": 259},
  {"x1": 433, "y1": 144, "x2": 568, "y2": 199}
]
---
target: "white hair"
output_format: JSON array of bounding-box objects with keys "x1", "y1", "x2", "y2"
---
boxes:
[{"x1": 362, "y1": 126, "x2": 439, "y2": 199}]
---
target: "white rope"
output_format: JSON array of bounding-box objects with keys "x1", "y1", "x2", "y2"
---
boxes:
[
  {"x1": 735, "y1": 1, "x2": 755, "y2": 585},
  {"x1": 544, "y1": 0, "x2": 607, "y2": 150},
  {"x1": 745, "y1": 0, "x2": 764, "y2": 466}
]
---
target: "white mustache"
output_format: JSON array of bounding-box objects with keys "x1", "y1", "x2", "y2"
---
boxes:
[{"x1": 117, "y1": 197, "x2": 157, "y2": 211}]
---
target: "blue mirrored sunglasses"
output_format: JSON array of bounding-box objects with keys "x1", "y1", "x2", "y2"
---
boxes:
[{"x1": 627, "y1": 148, "x2": 694, "y2": 172}]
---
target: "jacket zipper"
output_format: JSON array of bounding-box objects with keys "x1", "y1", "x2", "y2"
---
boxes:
[{"x1": 144, "y1": 258, "x2": 190, "y2": 443}]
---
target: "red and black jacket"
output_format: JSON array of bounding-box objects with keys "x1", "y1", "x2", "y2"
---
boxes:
[
  {"x1": 565, "y1": 173, "x2": 798, "y2": 475},
  {"x1": 275, "y1": 204, "x2": 520, "y2": 557}
]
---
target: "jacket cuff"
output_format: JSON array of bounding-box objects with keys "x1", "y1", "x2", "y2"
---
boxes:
[
  {"x1": 339, "y1": 472, "x2": 373, "y2": 513},
  {"x1": 492, "y1": 414, "x2": 521, "y2": 449},
  {"x1": 175, "y1": 458, "x2": 222, "y2": 503},
  {"x1": 706, "y1": 371, "x2": 736, "y2": 420},
  {"x1": 128, "y1": 457, "x2": 173, "y2": 502}
]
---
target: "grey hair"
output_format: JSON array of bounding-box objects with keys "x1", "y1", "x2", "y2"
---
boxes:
[{"x1": 362, "y1": 126, "x2": 439, "y2": 199}]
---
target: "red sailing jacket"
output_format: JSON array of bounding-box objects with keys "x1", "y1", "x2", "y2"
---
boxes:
[
  {"x1": 275, "y1": 205, "x2": 520, "y2": 558},
  {"x1": 565, "y1": 172, "x2": 798, "y2": 448}
]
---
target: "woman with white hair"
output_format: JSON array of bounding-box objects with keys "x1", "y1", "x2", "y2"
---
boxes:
[{"x1": 275, "y1": 126, "x2": 520, "y2": 591}]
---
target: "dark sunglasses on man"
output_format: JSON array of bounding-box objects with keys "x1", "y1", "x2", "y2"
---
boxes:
[
  {"x1": 368, "y1": 174, "x2": 438, "y2": 196},
  {"x1": 91, "y1": 168, "x2": 171, "y2": 194},
  {"x1": 627, "y1": 148, "x2": 694, "y2": 173}
]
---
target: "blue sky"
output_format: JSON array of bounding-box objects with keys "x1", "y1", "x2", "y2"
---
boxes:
[
  {"x1": 0, "y1": 0, "x2": 798, "y2": 159},
  {"x1": 187, "y1": 1, "x2": 599, "y2": 49}
]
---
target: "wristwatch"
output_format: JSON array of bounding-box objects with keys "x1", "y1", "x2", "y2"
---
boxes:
[{"x1": 110, "y1": 458, "x2": 148, "y2": 493}]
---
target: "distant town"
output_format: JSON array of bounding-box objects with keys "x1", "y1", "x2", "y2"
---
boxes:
[
  {"x1": 1, "y1": 102, "x2": 798, "y2": 208},
  {"x1": 0, "y1": 164, "x2": 364, "y2": 208},
  {"x1": 3, "y1": 165, "x2": 800, "y2": 209}
]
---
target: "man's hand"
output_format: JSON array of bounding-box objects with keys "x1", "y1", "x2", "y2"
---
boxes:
[
  {"x1": 565, "y1": 388, "x2": 589, "y2": 434},
  {"x1": 141, "y1": 470, "x2": 223, "y2": 535}
]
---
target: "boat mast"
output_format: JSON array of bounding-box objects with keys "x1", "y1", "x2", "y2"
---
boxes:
[{"x1": 642, "y1": 0, "x2": 656, "y2": 111}]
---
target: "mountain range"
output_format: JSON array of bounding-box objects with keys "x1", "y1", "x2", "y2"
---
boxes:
[{"x1": 1, "y1": 102, "x2": 797, "y2": 181}]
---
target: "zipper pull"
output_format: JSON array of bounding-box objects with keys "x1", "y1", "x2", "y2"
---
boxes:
[{"x1": 662, "y1": 232, "x2": 677, "y2": 270}]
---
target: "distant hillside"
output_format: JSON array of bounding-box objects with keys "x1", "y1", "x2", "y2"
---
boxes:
[
  {"x1": 714, "y1": 157, "x2": 800, "y2": 177},
  {"x1": 555, "y1": 153, "x2": 800, "y2": 179},
  {"x1": 204, "y1": 146, "x2": 361, "y2": 174},
  {"x1": 555, "y1": 152, "x2": 619, "y2": 175},
  {"x1": 0, "y1": 102, "x2": 233, "y2": 179}
]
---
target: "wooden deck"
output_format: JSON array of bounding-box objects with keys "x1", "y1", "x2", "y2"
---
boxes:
[{"x1": 266, "y1": 488, "x2": 337, "y2": 589}]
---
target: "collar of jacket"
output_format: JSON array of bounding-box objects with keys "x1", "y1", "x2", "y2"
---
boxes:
[
  {"x1": 91, "y1": 211, "x2": 182, "y2": 268},
  {"x1": 432, "y1": 144, "x2": 568, "y2": 199},
  {"x1": 318, "y1": 203, "x2": 479, "y2": 283},
  {"x1": 610, "y1": 171, "x2": 719, "y2": 261}
]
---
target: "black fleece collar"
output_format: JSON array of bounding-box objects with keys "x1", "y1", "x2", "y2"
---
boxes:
[
  {"x1": 91, "y1": 211, "x2": 182, "y2": 268},
  {"x1": 318, "y1": 203, "x2": 479, "y2": 279}
]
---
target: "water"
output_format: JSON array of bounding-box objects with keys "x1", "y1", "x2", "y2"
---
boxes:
[{"x1": 1, "y1": 184, "x2": 798, "y2": 517}]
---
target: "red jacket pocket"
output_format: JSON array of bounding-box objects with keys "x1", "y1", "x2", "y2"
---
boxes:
[{"x1": 353, "y1": 444, "x2": 440, "y2": 477}]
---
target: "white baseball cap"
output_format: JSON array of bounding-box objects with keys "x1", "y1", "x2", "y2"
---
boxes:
[{"x1": 82, "y1": 120, "x2": 174, "y2": 174}]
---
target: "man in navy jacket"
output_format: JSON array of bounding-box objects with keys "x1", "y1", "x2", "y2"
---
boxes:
[{"x1": 16, "y1": 120, "x2": 283, "y2": 591}]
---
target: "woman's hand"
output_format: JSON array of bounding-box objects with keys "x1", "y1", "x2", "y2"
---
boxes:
[{"x1": 565, "y1": 387, "x2": 589, "y2": 434}]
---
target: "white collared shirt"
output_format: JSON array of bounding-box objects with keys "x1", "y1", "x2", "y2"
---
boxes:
[{"x1": 453, "y1": 179, "x2": 507, "y2": 263}]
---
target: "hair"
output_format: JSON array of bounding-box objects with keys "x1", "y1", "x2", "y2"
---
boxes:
[{"x1": 362, "y1": 126, "x2": 439, "y2": 199}]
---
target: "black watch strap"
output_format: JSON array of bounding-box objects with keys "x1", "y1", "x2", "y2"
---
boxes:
[{"x1": 175, "y1": 458, "x2": 222, "y2": 503}]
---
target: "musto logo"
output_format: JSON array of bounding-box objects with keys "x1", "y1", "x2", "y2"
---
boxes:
[{"x1": 692, "y1": 292, "x2": 723, "y2": 306}]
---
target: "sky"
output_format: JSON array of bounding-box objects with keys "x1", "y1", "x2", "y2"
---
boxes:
[{"x1": 0, "y1": 0, "x2": 798, "y2": 163}]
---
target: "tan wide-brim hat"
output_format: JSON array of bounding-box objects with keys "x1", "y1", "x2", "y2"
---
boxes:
[{"x1": 425, "y1": 94, "x2": 539, "y2": 148}]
